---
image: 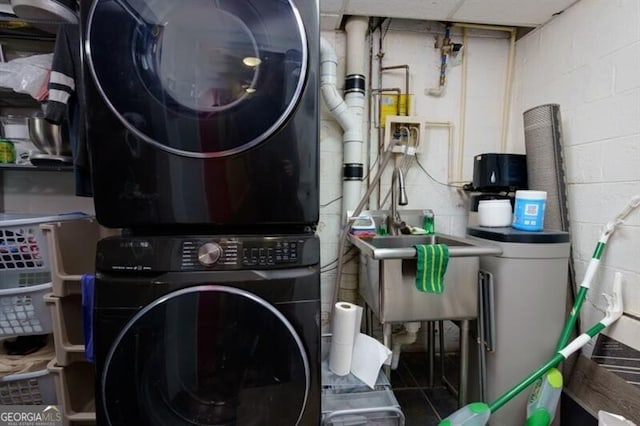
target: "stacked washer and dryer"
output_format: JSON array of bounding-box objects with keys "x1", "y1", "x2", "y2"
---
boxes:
[{"x1": 79, "y1": 0, "x2": 320, "y2": 424}]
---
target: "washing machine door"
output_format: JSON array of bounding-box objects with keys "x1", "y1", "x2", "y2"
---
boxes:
[
  {"x1": 101, "y1": 286, "x2": 310, "y2": 426},
  {"x1": 86, "y1": 0, "x2": 307, "y2": 158}
]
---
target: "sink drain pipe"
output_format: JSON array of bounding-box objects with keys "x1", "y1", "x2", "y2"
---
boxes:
[
  {"x1": 320, "y1": 16, "x2": 368, "y2": 216},
  {"x1": 391, "y1": 322, "x2": 421, "y2": 369},
  {"x1": 322, "y1": 17, "x2": 386, "y2": 313}
]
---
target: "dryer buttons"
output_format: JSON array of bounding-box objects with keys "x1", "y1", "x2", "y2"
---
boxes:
[{"x1": 197, "y1": 242, "x2": 222, "y2": 267}]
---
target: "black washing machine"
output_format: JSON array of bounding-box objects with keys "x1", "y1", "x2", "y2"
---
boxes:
[
  {"x1": 93, "y1": 234, "x2": 320, "y2": 425},
  {"x1": 80, "y1": 0, "x2": 319, "y2": 231}
]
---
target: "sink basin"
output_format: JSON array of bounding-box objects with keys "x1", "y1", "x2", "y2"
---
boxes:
[{"x1": 363, "y1": 234, "x2": 470, "y2": 249}]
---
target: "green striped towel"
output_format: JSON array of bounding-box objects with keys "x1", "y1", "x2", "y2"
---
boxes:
[{"x1": 414, "y1": 244, "x2": 449, "y2": 293}]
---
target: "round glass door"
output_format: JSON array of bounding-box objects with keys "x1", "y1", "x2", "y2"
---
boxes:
[
  {"x1": 102, "y1": 286, "x2": 310, "y2": 425},
  {"x1": 87, "y1": 0, "x2": 307, "y2": 157}
]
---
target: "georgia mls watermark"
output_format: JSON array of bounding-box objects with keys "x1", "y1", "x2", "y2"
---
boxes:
[{"x1": 0, "y1": 406, "x2": 62, "y2": 426}]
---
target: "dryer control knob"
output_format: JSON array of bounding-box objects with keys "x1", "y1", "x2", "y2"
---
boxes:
[{"x1": 197, "y1": 242, "x2": 222, "y2": 267}]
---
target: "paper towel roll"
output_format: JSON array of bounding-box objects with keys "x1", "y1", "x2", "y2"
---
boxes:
[
  {"x1": 328, "y1": 302, "x2": 393, "y2": 386},
  {"x1": 331, "y1": 302, "x2": 361, "y2": 344},
  {"x1": 329, "y1": 302, "x2": 362, "y2": 375},
  {"x1": 328, "y1": 341, "x2": 353, "y2": 376}
]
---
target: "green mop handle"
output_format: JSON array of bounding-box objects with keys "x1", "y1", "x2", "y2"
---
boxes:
[
  {"x1": 554, "y1": 233, "x2": 608, "y2": 351},
  {"x1": 555, "y1": 195, "x2": 639, "y2": 351},
  {"x1": 491, "y1": 272, "x2": 623, "y2": 415},
  {"x1": 524, "y1": 198, "x2": 638, "y2": 426},
  {"x1": 439, "y1": 272, "x2": 623, "y2": 426},
  {"x1": 439, "y1": 319, "x2": 615, "y2": 426},
  {"x1": 490, "y1": 307, "x2": 617, "y2": 414},
  {"x1": 523, "y1": 197, "x2": 640, "y2": 426}
]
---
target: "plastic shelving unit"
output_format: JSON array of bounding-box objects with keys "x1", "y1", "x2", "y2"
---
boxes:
[
  {"x1": 41, "y1": 218, "x2": 116, "y2": 297},
  {"x1": 37, "y1": 217, "x2": 110, "y2": 426},
  {"x1": 0, "y1": 214, "x2": 88, "y2": 407},
  {"x1": 44, "y1": 294, "x2": 84, "y2": 366},
  {"x1": 47, "y1": 359, "x2": 95, "y2": 426}
]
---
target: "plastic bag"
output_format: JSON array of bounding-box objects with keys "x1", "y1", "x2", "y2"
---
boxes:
[
  {"x1": 0, "y1": 53, "x2": 53, "y2": 100},
  {"x1": 599, "y1": 411, "x2": 637, "y2": 426}
]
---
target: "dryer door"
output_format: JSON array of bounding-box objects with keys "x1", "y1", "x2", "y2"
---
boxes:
[
  {"x1": 86, "y1": 0, "x2": 307, "y2": 158},
  {"x1": 101, "y1": 286, "x2": 310, "y2": 426}
]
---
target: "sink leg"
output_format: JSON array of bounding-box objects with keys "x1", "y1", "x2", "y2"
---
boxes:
[
  {"x1": 439, "y1": 320, "x2": 445, "y2": 385},
  {"x1": 365, "y1": 304, "x2": 375, "y2": 336},
  {"x1": 364, "y1": 305, "x2": 371, "y2": 335},
  {"x1": 427, "y1": 322, "x2": 435, "y2": 388},
  {"x1": 459, "y1": 319, "x2": 470, "y2": 407},
  {"x1": 383, "y1": 322, "x2": 392, "y2": 378}
]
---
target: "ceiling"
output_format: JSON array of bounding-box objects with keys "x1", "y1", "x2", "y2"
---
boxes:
[{"x1": 320, "y1": 0, "x2": 580, "y2": 30}]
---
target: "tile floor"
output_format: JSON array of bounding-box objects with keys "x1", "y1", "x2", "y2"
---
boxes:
[{"x1": 390, "y1": 352, "x2": 460, "y2": 425}]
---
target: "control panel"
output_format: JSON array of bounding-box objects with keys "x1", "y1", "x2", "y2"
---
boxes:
[
  {"x1": 180, "y1": 237, "x2": 306, "y2": 270},
  {"x1": 96, "y1": 235, "x2": 318, "y2": 273}
]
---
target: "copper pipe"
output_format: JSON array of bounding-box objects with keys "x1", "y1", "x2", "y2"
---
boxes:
[
  {"x1": 371, "y1": 87, "x2": 402, "y2": 127},
  {"x1": 381, "y1": 64, "x2": 410, "y2": 110}
]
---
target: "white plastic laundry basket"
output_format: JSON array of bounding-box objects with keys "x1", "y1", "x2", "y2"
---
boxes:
[
  {"x1": 0, "y1": 213, "x2": 88, "y2": 288},
  {"x1": 0, "y1": 282, "x2": 53, "y2": 338},
  {"x1": 0, "y1": 368, "x2": 57, "y2": 405}
]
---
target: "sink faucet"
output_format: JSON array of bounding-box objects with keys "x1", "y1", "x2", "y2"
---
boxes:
[{"x1": 390, "y1": 166, "x2": 409, "y2": 235}]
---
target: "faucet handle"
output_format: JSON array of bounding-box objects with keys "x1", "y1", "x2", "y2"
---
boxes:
[{"x1": 399, "y1": 221, "x2": 412, "y2": 234}]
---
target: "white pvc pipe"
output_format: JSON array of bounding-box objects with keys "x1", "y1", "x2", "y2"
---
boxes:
[
  {"x1": 343, "y1": 182, "x2": 362, "y2": 216},
  {"x1": 452, "y1": 22, "x2": 517, "y2": 157},
  {"x1": 345, "y1": 17, "x2": 368, "y2": 76},
  {"x1": 500, "y1": 29, "x2": 517, "y2": 152},
  {"x1": 320, "y1": 17, "x2": 368, "y2": 216},
  {"x1": 343, "y1": 17, "x2": 368, "y2": 214},
  {"x1": 425, "y1": 121, "x2": 454, "y2": 184},
  {"x1": 456, "y1": 28, "x2": 469, "y2": 183},
  {"x1": 391, "y1": 322, "x2": 421, "y2": 369},
  {"x1": 320, "y1": 38, "x2": 354, "y2": 131}
]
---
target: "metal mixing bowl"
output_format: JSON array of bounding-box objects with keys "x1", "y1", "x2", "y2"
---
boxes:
[{"x1": 28, "y1": 117, "x2": 71, "y2": 156}]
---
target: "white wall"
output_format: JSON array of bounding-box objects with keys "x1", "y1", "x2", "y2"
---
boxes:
[
  {"x1": 508, "y1": 0, "x2": 640, "y2": 347},
  {"x1": 319, "y1": 20, "x2": 513, "y2": 330}
]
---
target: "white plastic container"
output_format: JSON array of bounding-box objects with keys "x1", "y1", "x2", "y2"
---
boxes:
[
  {"x1": 512, "y1": 190, "x2": 547, "y2": 231},
  {"x1": 527, "y1": 368, "x2": 563, "y2": 425},
  {"x1": 478, "y1": 199, "x2": 512, "y2": 227},
  {"x1": 0, "y1": 116, "x2": 30, "y2": 140}
]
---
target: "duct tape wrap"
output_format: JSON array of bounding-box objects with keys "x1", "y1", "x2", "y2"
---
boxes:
[{"x1": 523, "y1": 104, "x2": 570, "y2": 232}]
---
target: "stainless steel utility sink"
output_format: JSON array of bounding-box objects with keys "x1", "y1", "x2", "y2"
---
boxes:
[
  {"x1": 347, "y1": 212, "x2": 502, "y2": 324},
  {"x1": 346, "y1": 210, "x2": 502, "y2": 406}
]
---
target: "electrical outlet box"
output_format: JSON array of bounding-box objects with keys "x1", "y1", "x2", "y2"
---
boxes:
[{"x1": 383, "y1": 115, "x2": 428, "y2": 154}]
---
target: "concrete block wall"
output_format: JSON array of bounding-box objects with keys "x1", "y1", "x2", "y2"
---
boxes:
[{"x1": 507, "y1": 0, "x2": 640, "y2": 348}]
